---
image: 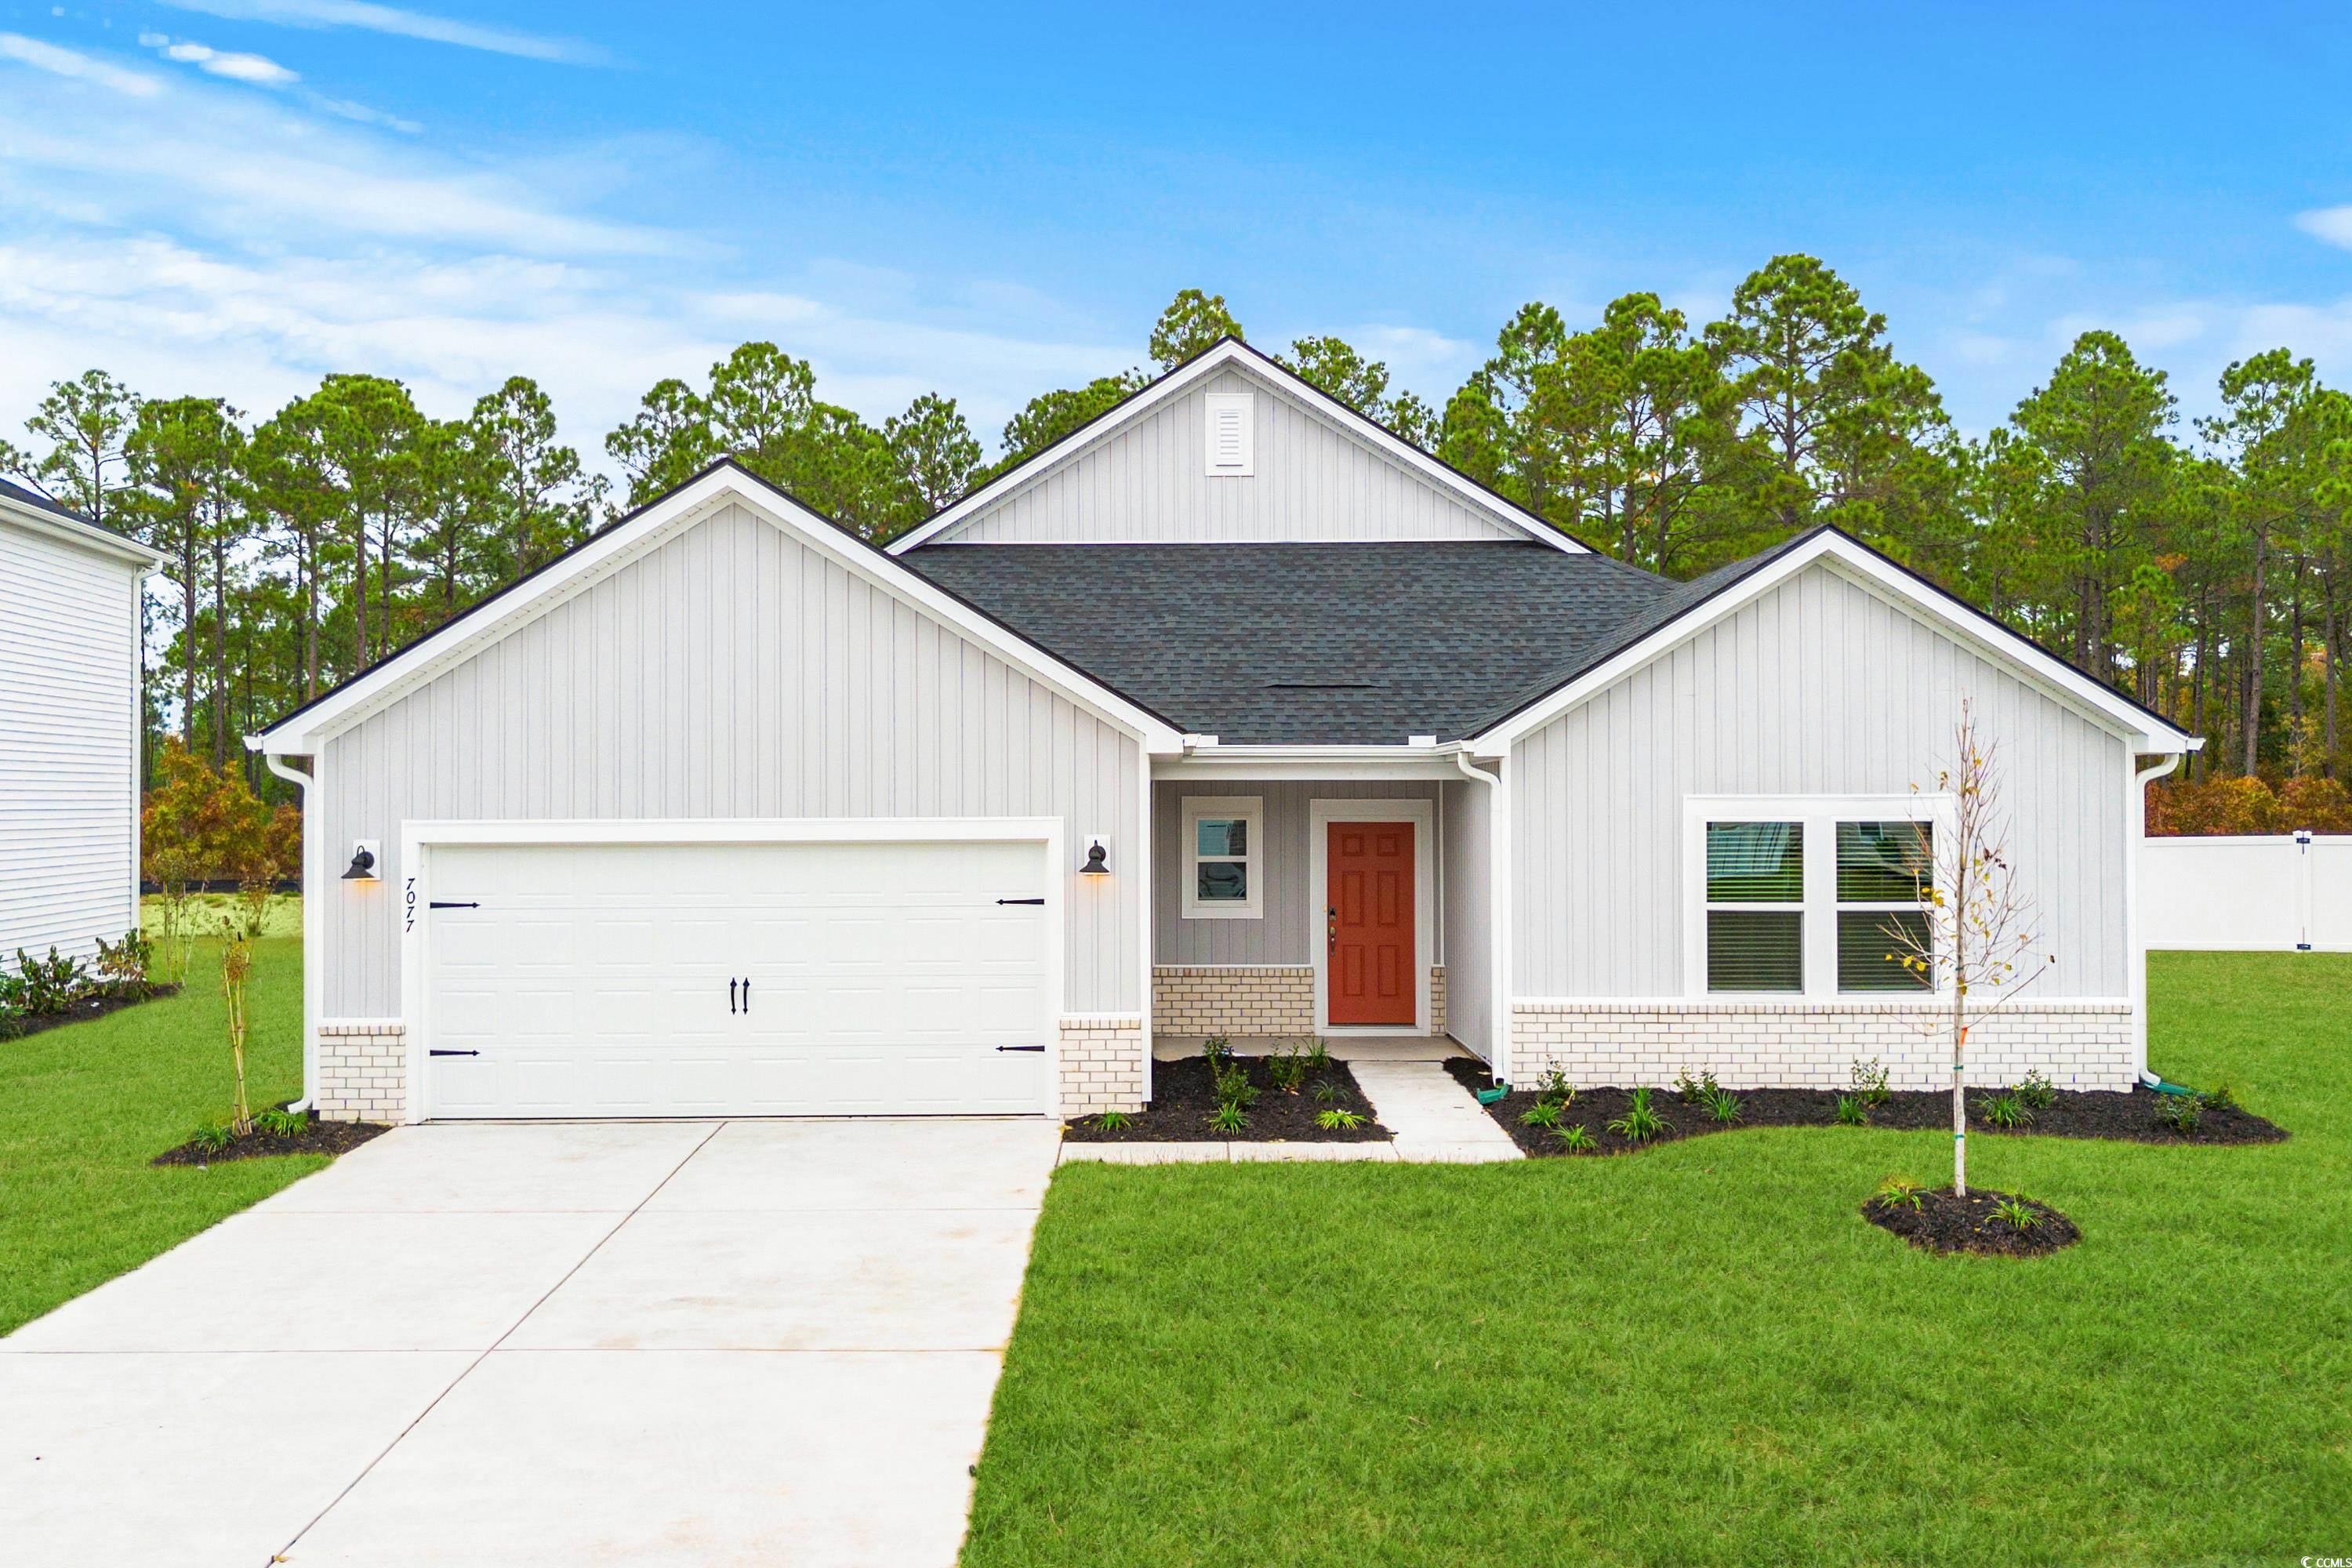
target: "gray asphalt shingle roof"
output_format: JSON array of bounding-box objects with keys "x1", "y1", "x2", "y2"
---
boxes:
[{"x1": 903, "y1": 540, "x2": 1696, "y2": 745}]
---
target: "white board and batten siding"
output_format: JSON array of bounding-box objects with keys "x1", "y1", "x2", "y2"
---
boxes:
[
  {"x1": 1511, "y1": 561, "x2": 2135, "y2": 999},
  {"x1": 935, "y1": 365, "x2": 1526, "y2": 546},
  {"x1": 2140, "y1": 833, "x2": 2352, "y2": 953},
  {"x1": 0, "y1": 514, "x2": 149, "y2": 965},
  {"x1": 314, "y1": 500, "x2": 1145, "y2": 1020}
]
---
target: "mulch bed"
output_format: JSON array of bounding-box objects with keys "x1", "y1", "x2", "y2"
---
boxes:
[
  {"x1": 1443, "y1": 1057, "x2": 2287, "y2": 1157},
  {"x1": 4, "y1": 984, "x2": 180, "y2": 1042},
  {"x1": 152, "y1": 1113, "x2": 390, "y2": 1167},
  {"x1": 1065, "y1": 1054, "x2": 1391, "y2": 1142},
  {"x1": 1862, "y1": 1186, "x2": 2081, "y2": 1257}
]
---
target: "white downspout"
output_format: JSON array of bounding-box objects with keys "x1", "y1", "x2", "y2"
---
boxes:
[
  {"x1": 1452, "y1": 750, "x2": 1511, "y2": 1082},
  {"x1": 2131, "y1": 751, "x2": 2184, "y2": 1091},
  {"x1": 252, "y1": 741, "x2": 318, "y2": 1113}
]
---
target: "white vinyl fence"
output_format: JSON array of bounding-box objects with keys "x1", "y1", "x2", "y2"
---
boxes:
[{"x1": 2140, "y1": 832, "x2": 2352, "y2": 952}]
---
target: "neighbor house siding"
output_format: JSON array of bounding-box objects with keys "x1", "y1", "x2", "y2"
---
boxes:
[
  {"x1": 1438, "y1": 776, "x2": 1494, "y2": 1056},
  {"x1": 939, "y1": 366, "x2": 1525, "y2": 546},
  {"x1": 314, "y1": 500, "x2": 1144, "y2": 1018},
  {"x1": 0, "y1": 519, "x2": 141, "y2": 964},
  {"x1": 1511, "y1": 561, "x2": 2132, "y2": 999},
  {"x1": 1152, "y1": 779, "x2": 1443, "y2": 965}
]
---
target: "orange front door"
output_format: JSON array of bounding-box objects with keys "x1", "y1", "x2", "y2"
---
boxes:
[{"x1": 1327, "y1": 822, "x2": 1415, "y2": 1026}]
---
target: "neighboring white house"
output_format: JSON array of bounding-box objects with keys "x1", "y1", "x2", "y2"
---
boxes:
[
  {"x1": 0, "y1": 480, "x2": 165, "y2": 967},
  {"x1": 252, "y1": 339, "x2": 2201, "y2": 1125}
]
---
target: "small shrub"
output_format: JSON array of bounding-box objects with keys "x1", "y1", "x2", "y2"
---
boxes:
[
  {"x1": 1316, "y1": 1107, "x2": 1364, "y2": 1131},
  {"x1": 1835, "y1": 1094, "x2": 1870, "y2": 1127},
  {"x1": 2016, "y1": 1069, "x2": 2057, "y2": 1112},
  {"x1": 188, "y1": 1118, "x2": 234, "y2": 1155},
  {"x1": 1674, "y1": 1067, "x2": 1722, "y2": 1105},
  {"x1": 94, "y1": 928, "x2": 152, "y2": 993},
  {"x1": 2155, "y1": 1092, "x2": 2203, "y2": 1134},
  {"x1": 255, "y1": 1107, "x2": 308, "y2": 1137},
  {"x1": 1207, "y1": 1102, "x2": 1248, "y2": 1134},
  {"x1": 2201, "y1": 1078, "x2": 2241, "y2": 1111},
  {"x1": 1535, "y1": 1066, "x2": 1575, "y2": 1107},
  {"x1": 0, "y1": 1002, "x2": 24, "y2": 1041},
  {"x1": 1266, "y1": 1044, "x2": 1308, "y2": 1094},
  {"x1": 1700, "y1": 1084, "x2": 1744, "y2": 1123},
  {"x1": 1849, "y1": 1058, "x2": 1891, "y2": 1107},
  {"x1": 1553, "y1": 1123, "x2": 1598, "y2": 1152},
  {"x1": 1201, "y1": 1035, "x2": 1232, "y2": 1065},
  {"x1": 1212, "y1": 1064, "x2": 1259, "y2": 1110},
  {"x1": 1519, "y1": 1099, "x2": 1563, "y2": 1130},
  {"x1": 1606, "y1": 1086, "x2": 1670, "y2": 1144},
  {"x1": 1875, "y1": 1177, "x2": 1926, "y2": 1211},
  {"x1": 1991, "y1": 1196, "x2": 2043, "y2": 1232},
  {"x1": 1093, "y1": 1108, "x2": 1134, "y2": 1132},
  {"x1": 13, "y1": 947, "x2": 89, "y2": 1016},
  {"x1": 1978, "y1": 1091, "x2": 2032, "y2": 1130},
  {"x1": 1312, "y1": 1076, "x2": 1341, "y2": 1105}
]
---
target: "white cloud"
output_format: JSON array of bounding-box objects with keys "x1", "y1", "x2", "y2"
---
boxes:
[
  {"x1": 0, "y1": 31, "x2": 162, "y2": 96},
  {"x1": 154, "y1": 38, "x2": 302, "y2": 85},
  {"x1": 304, "y1": 92, "x2": 421, "y2": 133},
  {"x1": 2294, "y1": 206, "x2": 2352, "y2": 250},
  {"x1": 158, "y1": 0, "x2": 604, "y2": 65}
]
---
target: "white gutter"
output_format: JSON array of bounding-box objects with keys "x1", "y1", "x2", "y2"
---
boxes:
[
  {"x1": 250, "y1": 738, "x2": 318, "y2": 1113},
  {"x1": 2131, "y1": 750, "x2": 2185, "y2": 1091},
  {"x1": 1452, "y1": 750, "x2": 1511, "y2": 1081}
]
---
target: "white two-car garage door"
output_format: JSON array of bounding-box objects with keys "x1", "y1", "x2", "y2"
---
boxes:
[{"x1": 418, "y1": 836, "x2": 1053, "y2": 1119}]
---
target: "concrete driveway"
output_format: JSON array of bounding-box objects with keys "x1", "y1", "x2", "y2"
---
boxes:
[{"x1": 0, "y1": 1117, "x2": 1060, "y2": 1566}]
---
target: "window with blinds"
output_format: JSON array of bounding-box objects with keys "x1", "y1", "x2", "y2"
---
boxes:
[
  {"x1": 1836, "y1": 820, "x2": 1933, "y2": 991},
  {"x1": 1705, "y1": 821, "x2": 1804, "y2": 992},
  {"x1": 1693, "y1": 801, "x2": 1942, "y2": 997}
]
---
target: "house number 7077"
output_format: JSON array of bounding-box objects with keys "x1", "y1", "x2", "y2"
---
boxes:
[{"x1": 405, "y1": 877, "x2": 416, "y2": 934}]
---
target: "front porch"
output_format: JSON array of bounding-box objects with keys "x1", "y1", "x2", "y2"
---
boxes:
[{"x1": 1144, "y1": 771, "x2": 1497, "y2": 1064}]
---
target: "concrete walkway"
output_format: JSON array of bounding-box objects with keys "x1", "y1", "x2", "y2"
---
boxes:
[
  {"x1": 1349, "y1": 1061, "x2": 1524, "y2": 1162},
  {"x1": 1, "y1": 1117, "x2": 1060, "y2": 1567}
]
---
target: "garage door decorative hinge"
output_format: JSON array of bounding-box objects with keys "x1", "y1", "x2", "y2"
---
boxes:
[
  {"x1": 429, "y1": 901, "x2": 479, "y2": 909},
  {"x1": 995, "y1": 1044, "x2": 1047, "y2": 1052},
  {"x1": 996, "y1": 898, "x2": 1044, "y2": 906},
  {"x1": 428, "y1": 1049, "x2": 479, "y2": 1057}
]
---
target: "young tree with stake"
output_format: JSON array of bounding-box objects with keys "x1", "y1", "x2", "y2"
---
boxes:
[{"x1": 1886, "y1": 699, "x2": 2053, "y2": 1196}]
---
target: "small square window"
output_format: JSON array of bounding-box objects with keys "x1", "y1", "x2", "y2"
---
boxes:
[{"x1": 1181, "y1": 796, "x2": 1261, "y2": 919}]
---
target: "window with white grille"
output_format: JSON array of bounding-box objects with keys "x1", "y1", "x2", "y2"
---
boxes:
[{"x1": 1204, "y1": 393, "x2": 1254, "y2": 477}]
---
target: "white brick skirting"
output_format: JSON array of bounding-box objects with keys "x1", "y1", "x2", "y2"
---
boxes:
[
  {"x1": 316, "y1": 1018, "x2": 406, "y2": 1123},
  {"x1": 1151, "y1": 965, "x2": 1447, "y2": 1037},
  {"x1": 1059, "y1": 1013, "x2": 1147, "y2": 1116},
  {"x1": 1509, "y1": 1000, "x2": 2137, "y2": 1092}
]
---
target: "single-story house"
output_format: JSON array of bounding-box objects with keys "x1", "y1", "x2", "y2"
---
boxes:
[
  {"x1": 252, "y1": 339, "x2": 2198, "y2": 1123},
  {"x1": 1, "y1": 480, "x2": 163, "y2": 967}
]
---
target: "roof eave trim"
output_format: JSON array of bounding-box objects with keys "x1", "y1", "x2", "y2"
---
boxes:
[
  {"x1": 255, "y1": 463, "x2": 1188, "y2": 757},
  {"x1": 1464, "y1": 531, "x2": 2202, "y2": 756},
  {"x1": 0, "y1": 495, "x2": 165, "y2": 568},
  {"x1": 884, "y1": 338, "x2": 1588, "y2": 556}
]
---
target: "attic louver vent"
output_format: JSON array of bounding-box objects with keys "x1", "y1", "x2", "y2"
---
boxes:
[{"x1": 1204, "y1": 393, "x2": 1254, "y2": 477}]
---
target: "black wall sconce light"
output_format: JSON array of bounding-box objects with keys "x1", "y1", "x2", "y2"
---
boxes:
[
  {"x1": 342, "y1": 839, "x2": 381, "y2": 881},
  {"x1": 1080, "y1": 833, "x2": 1110, "y2": 875}
]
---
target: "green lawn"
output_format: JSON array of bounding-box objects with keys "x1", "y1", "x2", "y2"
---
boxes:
[
  {"x1": 964, "y1": 953, "x2": 2352, "y2": 1567},
  {"x1": 1, "y1": 935, "x2": 314, "y2": 1337}
]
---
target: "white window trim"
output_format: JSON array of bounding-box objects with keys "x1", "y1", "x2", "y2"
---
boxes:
[
  {"x1": 1180, "y1": 795, "x2": 1263, "y2": 920},
  {"x1": 1681, "y1": 794, "x2": 1955, "y2": 1001},
  {"x1": 1203, "y1": 391, "x2": 1254, "y2": 477}
]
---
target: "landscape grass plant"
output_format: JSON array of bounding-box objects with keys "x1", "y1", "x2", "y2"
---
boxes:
[
  {"x1": 2, "y1": 935, "x2": 312, "y2": 1336},
  {"x1": 963, "y1": 953, "x2": 2350, "y2": 1566}
]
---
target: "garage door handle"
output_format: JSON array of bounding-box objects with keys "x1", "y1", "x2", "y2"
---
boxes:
[
  {"x1": 996, "y1": 898, "x2": 1044, "y2": 906},
  {"x1": 429, "y1": 1049, "x2": 478, "y2": 1057},
  {"x1": 996, "y1": 1044, "x2": 1047, "y2": 1053},
  {"x1": 729, "y1": 978, "x2": 738, "y2": 1014},
  {"x1": 741, "y1": 978, "x2": 750, "y2": 1014}
]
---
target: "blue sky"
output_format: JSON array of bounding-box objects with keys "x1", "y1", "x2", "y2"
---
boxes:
[{"x1": 2, "y1": 1, "x2": 2348, "y2": 469}]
